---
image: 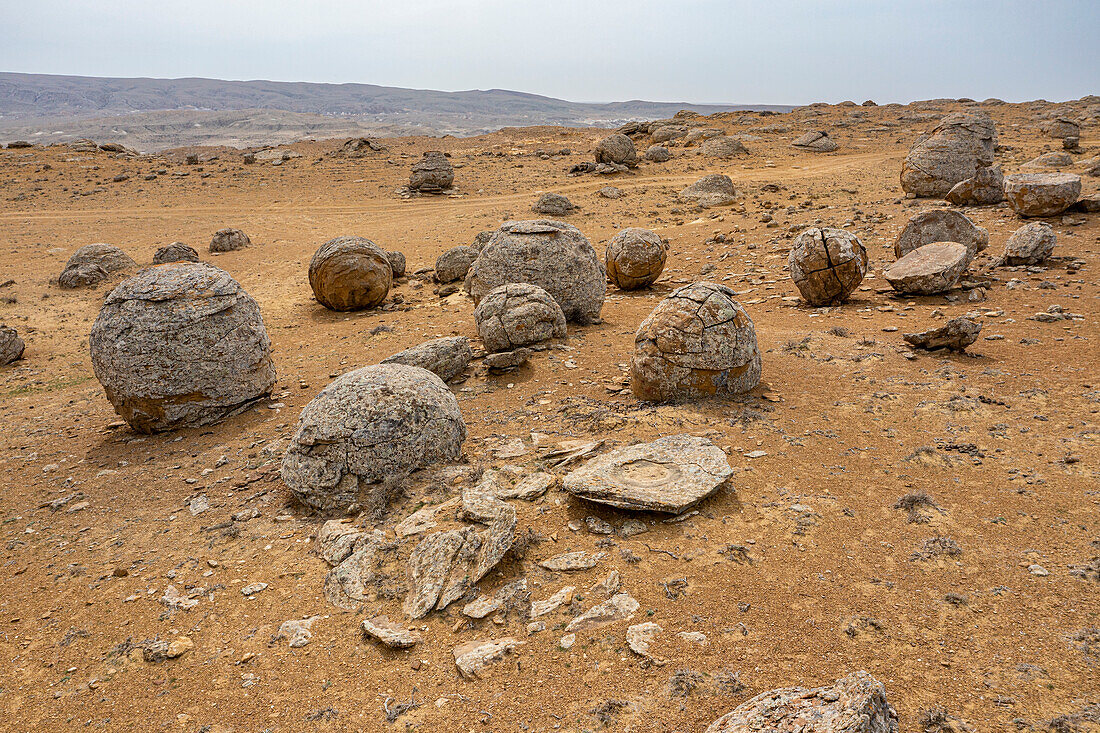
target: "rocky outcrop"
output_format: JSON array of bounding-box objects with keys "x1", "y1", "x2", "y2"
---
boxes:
[
  {"x1": 903, "y1": 317, "x2": 982, "y2": 352},
  {"x1": 409, "y1": 151, "x2": 454, "y2": 193}
]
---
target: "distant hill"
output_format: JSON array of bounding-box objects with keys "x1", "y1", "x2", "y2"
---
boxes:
[{"x1": 0, "y1": 72, "x2": 792, "y2": 151}]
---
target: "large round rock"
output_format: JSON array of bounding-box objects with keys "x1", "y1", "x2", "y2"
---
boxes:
[
  {"x1": 209, "y1": 228, "x2": 251, "y2": 252},
  {"x1": 1003, "y1": 222, "x2": 1056, "y2": 264},
  {"x1": 474, "y1": 283, "x2": 567, "y2": 353},
  {"x1": 63, "y1": 243, "x2": 136, "y2": 275},
  {"x1": 631, "y1": 282, "x2": 761, "y2": 401},
  {"x1": 409, "y1": 151, "x2": 454, "y2": 192},
  {"x1": 89, "y1": 263, "x2": 276, "y2": 432},
  {"x1": 1003, "y1": 172, "x2": 1081, "y2": 217},
  {"x1": 152, "y1": 243, "x2": 200, "y2": 264},
  {"x1": 788, "y1": 227, "x2": 868, "y2": 305},
  {"x1": 308, "y1": 236, "x2": 392, "y2": 311},
  {"x1": 594, "y1": 134, "x2": 638, "y2": 167},
  {"x1": 281, "y1": 364, "x2": 466, "y2": 513},
  {"x1": 605, "y1": 228, "x2": 668, "y2": 290},
  {"x1": 464, "y1": 220, "x2": 606, "y2": 324},
  {"x1": 435, "y1": 246, "x2": 477, "y2": 283},
  {"x1": 894, "y1": 210, "x2": 988, "y2": 258},
  {"x1": 901, "y1": 112, "x2": 997, "y2": 197}
]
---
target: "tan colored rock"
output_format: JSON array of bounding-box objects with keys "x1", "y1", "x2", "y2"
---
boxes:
[
  {"x1": 788, "y1": 227, "x2": 868, "y2": 305},
  {"x1": 1004, "y1": 172, "x2": 1081, "y2": 217},
  {"x1": 435, "y1": 245, "x2": 477, "y2": 283},
  {"x1": 882, "y1": 242, "x2": 969, "y2": 295},
  {"x1": 945, "y1": 165, "x2": 1004, "y2": 205},
  {"x1": 894, "y1": 210, "x2": 988, "y2": 259},
  {"x1": 702, "y1": 136, "x2": 748, "y2": 158},
  {"x1": 453, "y1": 637, "x2": 524, "y2": 679},
  {"x1": 677, "y1": 175, "x2": 738, "y2": 207},
  {"x1": 473, "y1": 283, "x2": 567, "y2": 352},
  {"x1": 380, "y1": 336, "x2": 471, "y2": 382},
  {"x1": 792, "y1": 130, "x2": 838, "y2": 152},
  {"x1": 566, "y1": 593, "x2": 639, "y2": 632},
  {"x1": 308, "y1": 236, "x2": 392, "y2": 311},
  {"x1": 537, "y1": 551, "x2": 604, "y2": 572},
  {"x1": 361, "y1": 615, "x2": 421, "y2": 648},
  {"x1": 1003, "y1": 221, "x2": 1056, "y2": 265},
  {"x1": 605, "y1": 228, "x2": 668, "y2": 290},
  {"x1": 903, "y1": 317, "x2": 982, "y2": 352},
  {"x1": 209, "y1": 228, "x2": 250, "y2": 252},
  {"x1": 644, "y1": 145, "x2": 671, "y2": 162}
]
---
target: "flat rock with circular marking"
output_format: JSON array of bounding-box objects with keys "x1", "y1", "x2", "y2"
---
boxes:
[
  {"x1": 562, "y1": 434, "x2": 733, "y2": 513},
  {"x1": 882, "y1": 242, "x2": 970, "y2": 295},
  {"x1": 1004, "y1": 172, "x2": 1081, "y2": 217}
]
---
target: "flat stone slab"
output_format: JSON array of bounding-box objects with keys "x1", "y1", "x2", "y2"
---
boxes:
[
  {"x1": 537, "y1": 551, "x2": 604, "y2": 572},
  {"x1": 566, "y1": 593, "x2": 640, "y2": 632},
  {"x1": 882, "y1": 242, "x2": 969, "y2": 295},
  {"x1": 1004, "y1": 172, "x2": 1081, "y2": 217},
  {"x1": 361, "y1": 615, "x2": 421, "y2": 649},
  {"x1": 562, "y1": 434, "x2": 733, "y2": 513},
  {"x1": 453, "y1": 637, "x2": 524, "y2": 679}
]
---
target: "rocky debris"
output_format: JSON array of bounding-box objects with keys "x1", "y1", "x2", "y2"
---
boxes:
[
  {"x1": 594, "y1": 133, "x2": 638, "y2": 167},
  {"x1": 473, "y1": 283, "x2": 567, "y2": 352},
  {"x1": 160, "y1": 584, "x2": 198, "y2": 612},
  {"x1": 1030, "y1": 304, "x2": 1082, "y2": 322},
  {"x1": 386, "y1": 250, "x2": 407, "y2": 278},
  {"x1": 0, "y1": 325, "x2": 25, "y2": 365},
  {"x1": 152, "y1": 243, "x2": 200, "y2": 264},
  {"x1": 362, "y1": 615, "x2": 421, "y2": 648},
  {"x1": 1022, "y1": 151, "x2": 1074, "y2": 169},
  {"x1": 605, "y1": 228, "x2": 668, "y2": 290},
  {"x1": 1003, "y1": 221, "x2": 1057, "y2": 265},
  {"x1": 409, "y1": 151, "x2": 454, "y2": 193},
  {"x1": 532, "y1": 192, "x2": 577, "y2": 216},
  {"x1": 462, "y1": 578, "x2": 528, "y2": 619},
  {"x1": 209, "y1": 228, "x2": 251, "y2": 252},
  {"x1": 538, "y1": 551, "x2": 604, "y2": 572},
  {"x1": 563, "y1": 434, "x2": 733, "y2": 513},
  {"x1": 530, "y1": 586, "x2": 575, "y2": 617},
  {"x1": 792, "y1": 130, "x2": 838, "y2": 152},
  {"x1": 5, "y1": 140, "x2": 32, "y2": 148},
  {"x1": 464, "y1": 220, "x2": 606, "y2": 324},
  {"x1": 435, "y1": 246, "x2": 477, "y2": 283},
  {"x1": 308, "y1": 236, "x2": 392, "y2": 311},
  {"x1": 894, "y1": 210, "x2": 989, "y2": 258},
  {"x1": 1045, "y1": 117, "x2": 1080, "y2": 139},
  {"x1": 480, "y1": 469, "x2": 555, "y2": 500},
  {"x1": 241, "y1": 582, "x2": 268, "y2": 596},
  {"x1": 484, "y1": 348, "x2": 531, "y2": 372},
  {"x1": 380, "y1": 336, "x2": 472, "y2": 382},
  {"x1": 631, "y1": 281, "x2": 761, "y2": 401},
  {"x1": 945, "y1": 164, "x2": 1005, "y2": 205},
  {"x1": 453, "y1": 638, "x2": 524, "y2": 679},
  {"x1": 901, "y1": 111, "x2": 997, "y2": 197},
  {"x1": 1072, "y1": 195, "x2": 1100, "y2": 213},
  {"x1": 627, "y1": 622, "x2": 665, "y2": 664},
  {"x1": 274, "y1": 616, "x2": 321, "y2": 648},
  {"x1": 903, "y1": 317, "x2": 982, "y2": 352},
  {"x1": 142, "y1": 636, "x2": 193, "y2": 662},
  {"x1": 89, "y1": 263, "x2": 275, "y2": 433},
  {"x1": 706, "y1": 671, "x2": 898, "y2": 733},
  {"x1": 58, "y1": 263, "x2": 109, "y2": 289},
  {"x1": 677, "y1": 174, "x2": 738, "y2": 207},
  {"x1": 702, "y1": 136, "x2": 749, "y2": 158},
  {"x1": 58, "y1": 243, "x2": 136, "y2": 287},
  {"x1": 788, "y1": 226, "x2": 868, "y2": 305},
  {"x1": 320, "y1": 526, "x2": 392, "y2": 608},
  {"x1": 645, "y1": 145, "x2": 671, "y2": 162},
  {"x1": 1004, "y1": 172, "x2": 1081, "y2": 217},
  {"x1": 882, "y1": 242, "x2": 970, "y2": 295},
  {"x1": 598, "y1": 186, "x2": 623, "y2": 199},
  {"x1": 566, "y1": 593, "x2": 640, "y2": 632},
  {"x1": 282, "y1": 364, "x2": 465, "y2": 513}
]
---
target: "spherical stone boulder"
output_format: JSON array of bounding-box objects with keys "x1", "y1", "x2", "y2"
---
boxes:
[
  {"x1": 464, "y1": 220, "x2": 606, "y2": 324},
  {"x1": 702, "y1": 136, "x2": 748, "y2": 158},
  {"x1": 882, "y1": 242, "x2": 970, "y2": 295},
  {"x1": 1003, "y1": 222, "x2": 1056, "y2": 265},
  {"x1": 605, "y1": 228, "x2": 668, "y2": 290},
  {"x1": 435, "y1": 246, "x2": 477, "y2": 283},
  {"x1": 63, "y1": 243, "x2": 137, "y2": 275},
  {"x1": 308, "y1": 236, "x2": 392, "y2": 311},
  {"x1": 677, "y1": 174, "x2": 738, "y2": 208},
  {"x1": 409, "y1": 151, "x2": 454, "y2": 192},
  {"x1": 386, "y1": 250, "x2": 406, "y2": 278},
  {"x1": 631, "y1": 282, "x2": 762, "y2": 402},
  {"x1": 1004, "y1": 172, "x2": 1081, "y2": 217},
  {"x1": 89, "y1": 262, "x2": 276, "y2": 433},
  {"x1": 152, "y1": 243, "x2": 200, "y2": 264},
  {"x1": 644, "y1": 145, "x2": 670, "y2": 163},
  {"x1": 58, "y1": 263, "x2": 109, "y2": 289},
  {"x1": 474, "y1": 283, "x2": 567, "y2": 353},
  {"x1": 788, "y1": 227, "x2": 868, "y2": 305},
  {"x1": 901, "y1": 112, "x2": 997, "y2": 197},
  {"x1": 209, "y1": 228, "x2": 250, "y2": 253},
  {"x1": 894, "y1": 210, "x2": 989, "y2": 259},
  {"x1": 945, "y1": 165, "x2": 1004, "y2": 205},
  {"x1": 594, "y1": 134, "x2": 638, "y2": 168},
  {"x1": 532, "y1": 192, "x2": 576, "y2": 216},
  {"x1": 281, "y1": 364, "x2": 466, "y2": 513},
  {"x1": 0, "y1": 325, "x2": 25, "y2": 366}
]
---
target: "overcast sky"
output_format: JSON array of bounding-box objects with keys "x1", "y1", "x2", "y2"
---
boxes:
[{"x1": 2, "y1": 0, "x2": 1096, "y2": 105}]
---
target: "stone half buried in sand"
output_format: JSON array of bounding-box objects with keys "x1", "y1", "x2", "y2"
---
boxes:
[
  {"x1": 706, "y1": 670, "x2": 898, "y2": 733},
  {"x1": 361, "y1": 615, "x2": 421, "y2": 649},
  {"x1": 562, "y1": 434, "x2": 733, "y2": 513},
  {"x1": 380, "y1": 336, "x2": 472, "y2": 382},
  {"x1": 903, "y1": 317, "x2": 982, "y2": 352},
  {"x1": 453, "y1": 637, "x2": 525, "y2": 679},
  {"x1": 882, "y1": 242, "x2": 970, "y2": 295},
  {"x1": 676, "y1": 174, "x2": 738, "y2": 207}
]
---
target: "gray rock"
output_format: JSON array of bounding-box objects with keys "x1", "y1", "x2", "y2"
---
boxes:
[
  {"x1": 281, "y1": 364, "x2": 466, "y2": 513},
  {"x1": 563, "y1": 434, "x2": 732, "y2": 513},
  {"x1": 1072, "y1": 195, "x2": 1100, "y2": 213},
  {"x1": 684, "y1": 128, "x2": 724, "y2": 145},
  {"x1": 361, "y1": 615, "x2": 421, "y2": 648},
  {"x1": 945, "y1": 165, "x2": 1004, "y2": 205},
  {"x1": 882, "y1": 242, "x2": 969, "y2": 295},
  {"x1": 651, "y1": 125, "x2": 688, "y2": 143},
  {"x1": 63, "y1": 243, "x2": 136, "y2": 275},
  {"x1": 1004, "y1": 172, "x2": 1081, "y2": 217},
  {"x1": 532, "y1": 192, "x2": 576, "y2": 216},
  {"x1": 631, "y1": 282, "x2": 761, "y2": 401},
  {"x1": 58, "y1": 262, "x2": 108, "y2": 289},
  {"x1": 538, "y1": 551, "x2": 603, "y2": 572},
  {"x1": 474, "y1": 283, "x2": 566, "y2": 353},
  {"x1": 894, "y1": 210, "x2": 988, "y2": 259},
  {"x1": 152, "y1": 243, "x2": 199, "y2": 264},
  {"x1": 209, "y1": 228, "x2": 250, "y2": 252},
  {"x1": 1046, "y1": 117, "x2": 1080, "y2": 139},
  {"x1": 453, "y1": 638, "x2": 524, "y2": 679},
  {"x1": 598, "y1": 186, "x2": 623, "y2": 199},
  {"x1": 1022, "y1": 152, "x2": 1074, "y2": 169},
  {"x1": 386, "y1": 250, "x2": 406, "y2": 278},
  {"x1": 89, "y1": 263, "x2": 276, "y2": 433},
  {"x1": 707, "y1": 671, "x2": 897, "y2": 733},
  {"x1": 702, "y1": 136, "x2": 749, "y2": 158},
  {"x1": 788, "y1": 227, "x2": 868, "y2": 305},
  {"x1": 594, "y1": 134, "x2": 638, "y2": 167},
  {"x1": 1003, "y1": 221, "x2": 1056, "y2": 264},
  {"x1": 435, "y1": 245, "x2": 477, "y2": 283},
  {"x1": 605, "y1": 228, "x2": 668, "y2": 290},
  {"x1": 903, "y1": 317, "x2": 982, "y2": 352},
  {"x1": 565, "y1": 593, "x2": 639, "y2": 632},
  {"x1": 464, "y1": 220, "x2": 606, "y2": 324},
  {"x1": 381, "y1": 336, "x2": 471, "y2": 382},
  {"x1": 791, "y1": 130, "x2": 838, "y2": 152},
  {"x1": 409, "y1": 151, "x2": 454, "y2": 192},
  {"x1": 644, "y1": 145, "x2": 671, "y2": 163},
  {"x1": 677, "y1": 174, "x2": 738, "y2": 207},
  {"x1": 0, "y1": 325, "x2": 25, "y2": 365},
  {"x1": 308, "y1": 236, "x2": 392, "y2": 311},
  {"x1": 462, "y1": 578, "x2": 528, "y2": 619},
  {"x1": 901, "y1": 112, "x2": 997, "y2": 197},
  {"x1": 484, "y1": 348, "x2": 531, "y2": 372}
]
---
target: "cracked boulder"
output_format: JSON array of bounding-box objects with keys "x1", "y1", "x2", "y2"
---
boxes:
[
  {"x1": 901, "y1": 112, "x2": 997, "y2": 197},
  {"x1": 308, "y1": 236, "x2": 392, "y2": 311},
  {"x1": 435, "y1": 245, "x2": 477, "y2": 283},
  {"x1": 788, "y1": 226, "x2": 868, "y2": 305},
  {"x1": 474, "y1": 283, "x2": 566, "y2": 353},
  {"x1": 677, "y1": 174, "x2": 738, "y2": 207},
  {"x1": 1003, "y1": 221, "x2": 1056, "y2": 265},
  {"x1": 209, "y1": 228, "x2": 251, "y2": 252},
  {"x1": 89, "y1": 262, "x2": 276, "y2": 433},
  {"x1": 464, "y1": 220, "x2": 605, "y2": 324},
  {"x1": 903, "y1": 317, "x2": 982, "y2": 352},
  {"x1": 409, "y1": 151, "x2": 454, "y2": 193},
  {"x1": 631, "y1": 281, "x2": 761, "y2": 401},
  {"x1": 281, "y1": 364, "x2": 466, "y2": 513},
  {"x1": 945, "y1": 164, "x2": 1004, "y2": 205},
  {"x1": 894, "y1": 210, "x2": 988, "y2": 259},
  {"x1": 605, "y1": 228, "x2": 668, "y2": 290},
  {"x1": 563, "y1": 434, "x2": 733, "y2": 513},
  {"x1": 594, "y1": 133, "x2": 638, "y2": 167},
  {"x1": 882, "y1": 242, "x2": 969, "y2": 295},
  {"x1": 1004, "y1": 172, "x2": 1081, "y2": 217},
  {"x1": 380, "y1": 336, "x2": 472, "y2": 382}
]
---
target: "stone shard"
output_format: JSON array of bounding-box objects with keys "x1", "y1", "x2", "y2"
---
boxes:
[
  {"x1": 362, "y1": 615, "x2": 421, "y2": 648},
  {"x1": 530, "y1": 586, "x2": 576, "y2": 618},
  {"x1": 1003, "y1": 222, "x2": 1056, "y2": 265},
  {"x1": 322, "y1": 529, "x2": 387, "y2": 609},
  {"x1": 566, "y1": 593, "x2": 640, "y2": 632},
  {"x1": 275, "y1": 617, "x2": 321, "y2": 648},
  {"x1": 209, "y1": 228, "x2": 250, "y2": 252},
  {"x1": 563, "y1": 434, "x2": 732, "y2": 513},
  {"x1": 484, "y1": 348, "x2": 531, "y2": 372},
  {"x1": 308, "y1": 236, "x2": 392, "y2": 311},
  {"x1": 462, "y1": 579, "x2": 528, "y2": 619},
  {"x1": 474, "y1": 283, "x2": 567, "y2": 353},
  {"x1": 901, "y1": 112, "x2": 997, "y2": 197},
  {"x1": 1003, "y1": 172, "x2": 1081, "y2": 217},
  {"x1": 452, "y1": 637, "x2": 525, "y2": 679},
  {"x1": 945, "y1": 164, "x2": 1004, "y2": 205},
  {"x1": 903, "y1": 317, "x2": 982, "y2": 352},
  {"x1": 788, "y1": 227, "x2": 868, "y2": 305},
  {"x1": 495, "y1": 472, "x2": 556, "y2": 500},
  {"x1": 893, "y1": 210, "x2": 988, "y2": 259},
  {"x1": 882, "y1": 242, "x2": 970, "y2": 295},
  {"x1": 627, "y1": 622, "x2": 665, "y2": 662},
  {"x1": 403, "y1": 528, "x2": 470, "y2": 618},
  {"x1": 381, "y1": 336, "x2": 472, "y2": 382},
  {"x1": 394, "y1": 497, "x2": 460, "y2": 538},
  {"x1": 605, "y1": 228, "x2": 668, "y2": 290},
  {"x1": 706, "y1": 671, "x2": 898, "y2": 733},
  {"x1": 0, "y1": 325, "x2": 25, "y2": 365},
  {"x1": 409, "y1": 151, "x2": 454, "y2": 192},
  {"x1": 538, "y1": 551, "x2": 605, "y2": 572},
  {"x1": 677, "y1": 174, "x2": 738, "y2": 207}
]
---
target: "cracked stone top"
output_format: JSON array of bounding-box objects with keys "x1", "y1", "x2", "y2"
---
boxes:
[{"x1": 788, "y1": 227, "x2": 867, "y2": 306}]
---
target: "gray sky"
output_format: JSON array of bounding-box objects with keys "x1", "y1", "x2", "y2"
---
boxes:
[{"x1": 3, "y1": 0, "x2": 1097, "y2": 105}]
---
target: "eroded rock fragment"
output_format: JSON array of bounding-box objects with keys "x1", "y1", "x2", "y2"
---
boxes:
[
  {"x1": 566, "y1": 593, "x2": 640, "y2": 632},
  {"x1": 1004, "y1": 172, "x2": 1081, "y2": 217},
  {"x1": 903, "y1": 317, "x2": 982, "y2": 352},
  {"x1": 308, "y1": 236, "x2": 392, "y2": 311},
  {"x1": 894, "y1": 210, "x2": 988, "y2": 258},
  {"x1": 453, "y1": 638, "x2": 525, "y2": 679},
  {"x1": 362, "y1": 615, "x2": 421, "y2": 648}
]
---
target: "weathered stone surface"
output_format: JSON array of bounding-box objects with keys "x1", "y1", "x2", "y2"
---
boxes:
[
  {"x1": 1072, "y1": 195, "x2": 1100, "y2": 213},
  {"x1": 435, "y1": 246, "x2": 477, "y2": 283},
  {"x1": 882, "y1": 242, "x2": 969, "y2": 295},
  {"x1": 1004, "y1": 172, "x2": 1081, "y2": 217},
  {"x1": 530, "y1": 586, "x2": 575, "y2": 617},
  {"x1": 1022, "y1": 151, "x2": 1074, "y2": 169},
  {"x1": 484, "y1": 348, "x2": 531, "y2": 372},
  {"x1": 152, "y1": 243, "x2": 200, "y2": 264},
  {"x1": 464, "y1": 220, "x2": 606, "y2": 324},
  {"x1": 58, "y1": 263, "x2": 108, "y2": 289},
  {"x1": 381, "y1": 336, "x2": 471, "y2": 382},
  {"x1": 631, "y1": 282, "x2": 761, "y2": 401},
  {"x1": 339, "y1": 137, "x2": 384, "y2": 156},
  {"x1": 462, "y1": 579, "x2": 528, "y2": 619},
  {"x1": 63, "y1": 243, "x2": 136, "y2": 275},
  {"x1": 677, "y1": 175, "x2": 738, "y2": 207},
  {"x1": 538, "y1": 551, "x2": 604, "y2": 572},
  {"x1": 903, "y1": 317, "x2": 982, "y2": 352},
  {"x1": 321, "y1": 528, "x2": 388, "y2": 608},
  {"x1": 651, "y1": 125, "x2": 688, "y2": 143},
  {"x1": 702, "y1": 136, "x2": 749, "y2": 158},
  {"x1": 566, "y1": 593, "x2": 639, "y2": 632},
  {"x1": 945, "y1": 165, "x2": 1004, "y2": 205},
  {"x1": 404, "y1": 529, "x2": 474, "y2": 617},
  {"x1": 393, "y1": 497, "x2": 460, "y2": 538},
  {"x1": 0, "y1": 325, "x2": 25, "y2": 365},
  {"x1": 627, "y1": 622, "x2": 664, "y2": 662},
  {"x1": 594, "y1": 134, "x2": 638, "y2": 167},
  {"x1": 281, "y1": 364, "x2": 465, "y2": 513},
  {"x1": 684, "y1": 128, "x2": 724, "y2": 145},
  {"x1": 792, "y1": 130, "x2": 838, "y2": 152},
  {"x1": 1046, "y1": 117, "x2": 1080, "y2": 139},
  {"x1": 563, "y1": 434, "x2": 732, "y2": 513},
  {"x1": 386, "y1": 250, "x2": 406, "y2": 278},
  {"x1": 1003, "y1": 221, "x2": 1056, "y2": 264},
  {"x1": 89, "y1": 263, "x2": 276, "y2": 433},
  {"x1": 275, "y1": 617, "x2": 320, "y2": 648},
  {"x1": 474, "y1": 283, "x2": 567, "y2": 352},
  {"x1": 706, "y1": 671, "x2": 898, "y2": 733},
  {"x1": 788, "y1": 227, "x2": 868, "y2": 305},
  {"x1": 453, "y1": 638, "x2": 524, "y2": 679},
  {"x1": 598, "y1": 186, "x2": 623, "y2": 199},
  {"x1": 532, "y1": 192, "x2": 576, "y2": 216},
  {"x1": 605, "y1": 228, "x2": 668, "y2": 290},
  {"x1": 409, "y1": 151, "x2": 454, "y2": 192},
  {"x1": 308, "y1": 236, "x2": 392, "y2": 311},
  {"x1": 209, "y1": 228, "x2": 250, "y2": 252},
  {"x1": 362, "y1": 615, "x2": 421, "y2": 648},
  {"x1": 901, "y1": 112, "x2": 997, "y2": 197},
  {"x1": 645, "y1": 145, "x2": 671, "y2": 162},
  {"x1": 894, "y1": 210, "x2": 988, "y2": 259}
]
